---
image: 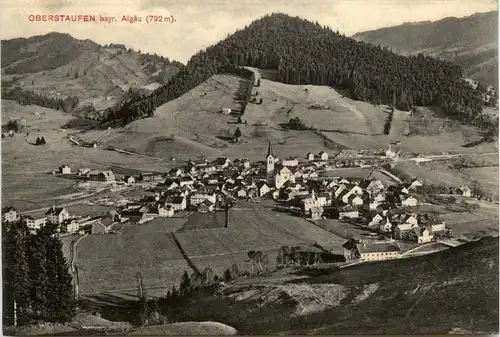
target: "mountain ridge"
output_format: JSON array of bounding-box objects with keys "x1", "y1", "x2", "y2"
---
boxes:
[
  {"x1": 352, "y1": 11, "x2": 498, "y2": 87},
  {"x1": 1, "y1": 32, "x2": 185, "y2": 117}
]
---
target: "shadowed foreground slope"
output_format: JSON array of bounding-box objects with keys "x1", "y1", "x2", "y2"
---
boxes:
[{"x1": 162, "y1": 236, "x2": 499, "y2": 335}]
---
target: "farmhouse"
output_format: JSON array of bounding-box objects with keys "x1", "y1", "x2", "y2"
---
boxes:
[
  {"x1": 123, "y1": 176, "x2": 136, "y2": 184},
  {"x1": 23, "y1": 215, "x2": 47, "y2": 230},
  {"x1": 460, "y1": 186, "x2": 472, "y2": 197},
  {"x1": 306, "y1": 152, "x2": 315, "y2": 161},
  {"x1": 409, "y1": 227, "x2": 434, "y2": 243},
  {"x1": 213, "y1": 157, "x2": 231, "y2": 169},
  {"x1": 77, "y1": 168, "x2": 91, "y2": 176},
  {"x1": 356, "y1": 241, "x2": 402, "y2": 261},
  {"x1": 198, "y1": 200, "x2": 215, "y2": 213},
  {"x1": 221, "y1": 108, "x2": 231, "y2": 114},
  {"x1": 190, "y1": 192, "x2": 217, "y2": 207},
  {"x1": 61, "y1": 219, "x2": 79, "y2": 234},
  {"x1": 158, "y1": 205, "x2": 175, "y2": 217},
  {"x1": 339, "y1": 209, "x2": 359, "y2": 220},
  {"x1": 282, "y1": 157, "x2": 299, "y2": 167},
  {"x1": 139, "y1": 172, "x2": 163, "y2": 182},
  {"x1": 274, "y1": 164, "x2": 294, "y2": 189},
  {"x1": 88, "y1": 170, "x2": 115, "y2": 183},
  {"x1": 2, "y1": 206, "x2": 20, "y2": 223},
  {"x1": 430, "y1": 222, "x2": 447, "y2": 234},
  {"x1": 394, "y1": 223, "x2": 417, "y2": 240},
  {"x1": 401, "y1": 196, "x2": 418, "y2": 207},
  {"x1": 46, "y1": 207, "x2": 70, "y2": 225},
  {"x1": 256, "y1": 182, "x2": 271, "y2": 197},
  {"x1": 165, "y1": 196, "x2": 187, "y2": 211},
  {"x1": 309, "y1": 206, "x2": 324, "y2": 220},
  {"x1": 408, "y1": 178, "x2": 423, "y2": 190},
  {"x1": 59, "y1": 165, "x2": 71, "y2": 174},
  {"x1": 318, "y1": 151, "x2": 328, "y2": 160}
]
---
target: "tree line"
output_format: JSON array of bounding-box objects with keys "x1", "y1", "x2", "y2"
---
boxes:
[
  {"x1": 107, "y1": 13, "x2": 495, "y2": 130},
  {"x1": 102, "y1": 63, "x2": 255, "y2": 125},
  {"x1": 3, "y1": 222, "x2": 74, "y2": 327},
  {"x1": 2, "y1": 87, "x2": 80, "y2": 113}
]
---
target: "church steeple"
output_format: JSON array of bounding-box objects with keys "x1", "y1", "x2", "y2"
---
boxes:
[
  {"x1": 266, "y1": 140, "x2": 275, "y2": 186},
  {"x1": 267, "y1": 140, "x2": 274, "y2": 158}
]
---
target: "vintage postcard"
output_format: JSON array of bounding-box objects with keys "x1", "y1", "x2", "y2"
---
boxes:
[{"x1": 1, "y1": 0, "x2": 498, "y2": 335}]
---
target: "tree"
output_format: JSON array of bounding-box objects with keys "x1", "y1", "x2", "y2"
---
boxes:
[
  {"x1": 74, "y1": 71, "x2": 79, "y2": 79},
  {"x1": 44, "y1": 230, "x2": 75, "y2": 322},
  {"x1": 3, "y1": 223, "x2": 30, "y2": 326},
  {"x1": 179, "y1": 270, "x2": 191, "y2": 295},
  {"x1": 202, "y1": 267, "x2": 214, "y2": 285},
  {"x1": 237, "y1": 116, "x2": 242, "y2": 124},
  {"x1": 234, "y1": 127, "x2": 242, "y2": 139},
  {"x1": 40, "y1": 137, "x2": 46, "y2": 145},
  {"x1": 223, "y1": 268, "x2": 232, "y2": 282},
  {"x1": 230, "y1": 263, "x2": 240, "y2": 278}
]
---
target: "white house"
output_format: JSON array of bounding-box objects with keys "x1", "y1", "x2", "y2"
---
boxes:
[
  {"x1": 368, "y1": 214, "x2": 383, "y2": 228},
  {"x1": 2, "y1": 207, "x2": 20, "y2": 223},
  {"x1": 274, "y1": 165, "x2": 294, "y2": 189},
  {"x1": 408, "y1": 179, "x2": 423, "y2": 190},
  {"x1": 348, "y1": 195, "x2": 364, "y2": 207},
  {"x1": 401, "y1": 214, "x2": 419, "y2": 226},
  {"x1": 123, "y1": 176, "x2": 136, "y2": 185},
  {"x1": 158, "y1": 205, "x2": 175, "y2": 217},
  {"x1": 59, "y1": 165, "x2": 71, "y2": 174},
  {"x1": 61, "y1": 219, "x2": 79, "y2": 234},
  {"x1": 306, "y1": 152, "x2": 315, "y2": 161},
  {"x1": 339, "y1": 210, "x2": 359, "y2": 219},
  {"x1": 401, "y1": 196, "x2": 418, "y2": 207},
  {"x1": 190, "y1": 192, "x2": 217, "y2": 207},
  {"x1": 24, "y1": 215, "x2": 47, "y2": 230},
  {"x1": 409, "y1": 227, "x2": 434, "y2": 243},
  {"x1": 302, "y1": 191, "x2": 321, "y2": 213},
  {"x1": 221, "y1": 108, "x2": 231, "y2": 114},
  {"x1": 309, "y1": 206, "x2": 324, "y2": 220},
  {"x1": 460, "y1": 186, "x2": 472, "y2": 197},
  {"x1": 256, "y1": 182, "x2": 271, "y2": 197},
  {"x1": 165, "y1": 196, "x2": 187, "y2": 211},
  {"x1": 430, "y1": 222, "x2": 447, "y2": 234},
  {"x1": 318, "y1": 151, "x2": 328, "y2": 161},
  {"x1": 45, "y1": 207, "x2": 70, "y2": 224},
  {"x1": 317, "y1": 193, "x2": 332, "y2": 207},
  {"x1": 282, "y1": 157, "x2": 299, "y2": 167}
]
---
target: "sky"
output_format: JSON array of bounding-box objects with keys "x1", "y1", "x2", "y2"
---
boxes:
[{"x1": 0, "y1": 0, "x2": 497, "y2": 63}]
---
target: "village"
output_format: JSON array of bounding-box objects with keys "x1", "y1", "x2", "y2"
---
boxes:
[{"x1": 3, "y1": 139, "x2": 479, "y2": 265}]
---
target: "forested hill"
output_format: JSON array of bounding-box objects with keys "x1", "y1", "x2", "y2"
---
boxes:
[
  {"x1": 352, "y1": 11, "x2": 498, "y2": 87},
  {"x1": 113, "y1": 13, "x2": 487, "y2": 128}
]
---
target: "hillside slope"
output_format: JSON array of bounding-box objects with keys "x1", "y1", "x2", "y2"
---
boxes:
[
  {"x1": 160, "y1": 236, "x2": 499, "y2": 335},
  {"x1": 111, "y1": 12, "x2": 485, "y2": 129},
  {"x1": 1, "y1": 32, "x2": 184, "y2": 114},
  {"x1": 352, "y1": 11, "x2": 498, "y2": 87}
]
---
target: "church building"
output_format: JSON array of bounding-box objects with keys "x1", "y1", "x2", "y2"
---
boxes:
[{"x1": 266, "y1": 140, "x2": 295, "y2": 189}]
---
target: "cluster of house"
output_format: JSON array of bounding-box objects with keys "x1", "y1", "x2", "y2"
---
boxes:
[
  {"x1": 57, "y1": 165, "x2": 116, "y2": 183},
  {"x1": 2, "y1": 206, "x2": 127, "y2": 235}
]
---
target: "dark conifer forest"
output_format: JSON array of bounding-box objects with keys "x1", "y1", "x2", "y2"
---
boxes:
[
  {"x1": 3, "y1": 222, "x2": 75, "y2": 326},
  {"x1": 109, "y1": 13, "x2": 490, "y2": 129}
]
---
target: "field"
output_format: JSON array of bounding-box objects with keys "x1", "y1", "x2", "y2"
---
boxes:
[
  {"x1": 1, "y1": 100, "x2": 177, "y2": 210},
  {"x1": 437, "y1": 211, "x2": 499, "y2": 239},
  {"x1": 76, "y1": 223, "x2": 190, "y2": 296},
  {"x1": 175, "y1": 202, "x2": 346, "y2": 258},
  {"x1": 463, "y1": 166, "x2": 499, "y2": 198}
]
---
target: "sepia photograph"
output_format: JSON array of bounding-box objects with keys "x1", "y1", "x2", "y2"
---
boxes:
[{"x1": 0, "y1": 0, "x2": 499, "y2": 335}]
